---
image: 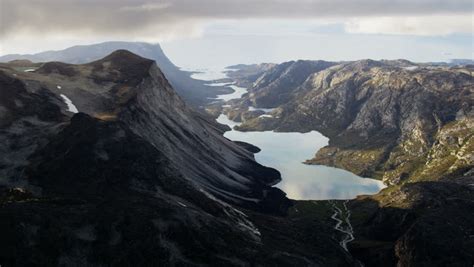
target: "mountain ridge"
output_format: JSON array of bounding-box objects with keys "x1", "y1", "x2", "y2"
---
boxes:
[
  {"x1": 0, "y1": 50, "x2": 361, "y2": 266},
  {"x1": 0, "y1": 42, "x2": 232, "y2": 106},
  {"x1": 226, "y1": 60, "x2": 473, "y2": 184}
]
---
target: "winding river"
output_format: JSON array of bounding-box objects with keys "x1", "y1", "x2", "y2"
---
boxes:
[{"x1": 193, "y1": 69, "x2": 385, "y2": 200}]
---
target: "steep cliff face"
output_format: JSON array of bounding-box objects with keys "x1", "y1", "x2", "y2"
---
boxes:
[
  {"x1": 0, "y1": 51, "x2": 357, "y2": 266},
  {"x1": 2, "y1": 50, "x2": 285, "y2": 209}
]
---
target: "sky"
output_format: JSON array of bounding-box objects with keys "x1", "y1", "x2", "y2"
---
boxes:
[{"x1": 0, "y1": 0, "x2": 472, "y2": 67}]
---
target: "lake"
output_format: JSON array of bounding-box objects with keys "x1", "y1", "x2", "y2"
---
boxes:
[{"x1": 195, "y1": 70, "x2": 385, "y2": 200}]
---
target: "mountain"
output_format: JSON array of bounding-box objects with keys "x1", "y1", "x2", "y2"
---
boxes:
[
  {"x1": 0, "y1": 41, "x2": 231, "y2": 106},
  {"x1": 235, "y1": 60, "x2": 337, "y2": 108},
  {"x1": 223, "y1": 60, "x2": 474, "y2": 266},
  {"x1": 0, "y1": 51, "x2": 355, "y2": 266},
  {"x1": 216, "y1": 60, "x2": 337, "y2": 123},
  {"x1": 224, "y1": 63, "x2": 277, "y2": 87},
  {"x1": 228, "y1": 60, "x2": 473, "y2": 184}
]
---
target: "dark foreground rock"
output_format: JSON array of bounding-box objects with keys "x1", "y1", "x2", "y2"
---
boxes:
[
  {"x1": 348, "y1": 177, "x2": 474, "y2": 267},
  {"x1": 0, "y1": 51, "x2": 353, "y2": 266}
]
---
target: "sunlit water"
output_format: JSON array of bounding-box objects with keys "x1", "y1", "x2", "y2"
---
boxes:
[
  {"x1": 180, "y1": 66, "x2": 229, "y2": 81},
  {"x1": 195, "y1": 70, "x2": 385, "y2": 200}
]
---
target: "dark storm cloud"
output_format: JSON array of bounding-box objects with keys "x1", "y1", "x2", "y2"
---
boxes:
[{"x1": 1, "y1": 0, "x2": 471, "y2": 37}]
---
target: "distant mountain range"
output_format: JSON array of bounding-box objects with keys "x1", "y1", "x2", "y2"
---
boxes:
[
  {"x1": 447, "y1": 58, "x2": 474, "y2": 66},
  {"x1": 0, "y1": 42, "x2": 231, "y2": 106}
]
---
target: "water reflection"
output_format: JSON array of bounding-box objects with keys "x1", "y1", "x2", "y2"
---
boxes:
[
  {"x1": 217, "y1": 114, "x2": 385, "y2": 200},
  {"x1": 190, "y1": 65, "x2": 386, "y2": 200}
]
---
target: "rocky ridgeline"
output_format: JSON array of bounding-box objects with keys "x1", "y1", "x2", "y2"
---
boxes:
[
  {"x1": 227, "y1": 60, "x2": 473, "y2": 185},
  {"x1": 0, "y1": 51, "x2": 355, "y2": 266},
  {"x1": 0, "y1": 42, "x2": 232, "y2": 106}
]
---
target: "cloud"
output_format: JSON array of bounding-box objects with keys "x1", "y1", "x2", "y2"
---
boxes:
[
  {"x1": 119, "y1": 2, "x2": 172, "y2": 12},
  {"x1": 0, "y1": 0, "x2": 472, "y2": 50},
  {"x1": 345, "y1": 15, "x2": 473, "y2": 36}
]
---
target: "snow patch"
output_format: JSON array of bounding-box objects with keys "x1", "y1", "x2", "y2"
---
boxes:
[
  {"x1": 60, "y1": 94, "x2": 79, "y2": 113},
  {"x1": 24, "y1": 69, "x2": 36, "y2": 72},
  {"x1": 56, "y1": 85, "x2": 62, "y2": 89}
]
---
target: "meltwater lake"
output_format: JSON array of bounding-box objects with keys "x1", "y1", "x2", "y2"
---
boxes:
[{"x1": 191, "y1": 68, "x2": 385, "y2": 200}]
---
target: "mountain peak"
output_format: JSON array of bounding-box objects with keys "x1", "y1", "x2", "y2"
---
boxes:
[
  {"x1": 93, "y1": 49, "x2": 154, "y2": 67},
  {"x1": 87, "y1": 49, "x2": 157, "y2": 86}
]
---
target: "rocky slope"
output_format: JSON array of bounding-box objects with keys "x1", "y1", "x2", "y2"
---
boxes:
[
  {"x1": 0, "y1": 51, "x2": 358, "y2": 266},
  {"x1": 348, "y1": 176, "x2": 474, "y2": 267},
  {"x1": 228, "y1": 60, "x2": 473, "y2": 185},
  {"x1": 0, "y1": 42, "x2": 231, "y2": 106},
  {"x1": 223, "y1": 60, "x2": 474, "y2": 266},
  {"x1": 224, "y1": 63, "x2": 277, "y2": 87}
]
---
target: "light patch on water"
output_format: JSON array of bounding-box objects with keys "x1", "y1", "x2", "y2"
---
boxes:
[
  {"x1": 60, "y1": 94, "x2": 79, "y2": 113},
  {"x1": 206, "y1": 81, "x2": 235, "y2": 87},
  {"x1": 180, "y1": 66, "x2": 229, "y2": 81},
  {"x1": 216, "y1": 85, "x2": 247, "y2": 101}
]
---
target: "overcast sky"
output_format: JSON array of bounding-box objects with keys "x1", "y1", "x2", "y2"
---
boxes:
[{"x1": 0, "y1": 0, "x2": 472, "y2": 65}]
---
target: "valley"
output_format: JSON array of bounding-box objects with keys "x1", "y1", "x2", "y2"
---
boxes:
[
  {"x1": 214, "y1": 60, "x2": 474, "y2": 266},
  {"x1": 0, "y1": 51, "x2": 359, "y2": 266},
  {"x1": 2, "y1": 0, "x2": 472, "y2": 265},
  {"x1": 0, "y1": 45, "x2": 472, "y2": 266},
  {"x1": 194, "y1": 69, "x2": 385, "y2": 200}
]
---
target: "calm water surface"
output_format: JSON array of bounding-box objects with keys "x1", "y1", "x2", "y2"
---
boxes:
[{"x1": 197, "y1": 70, "x2": 385, "y2": 200}]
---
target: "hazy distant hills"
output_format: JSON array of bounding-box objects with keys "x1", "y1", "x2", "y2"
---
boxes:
[
  {"x1": 0, "y1": 42, "x2": 230, "y2": 106},
  {"x1": 446, "y1": 58, "x2": 474, "y2": 66}
]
